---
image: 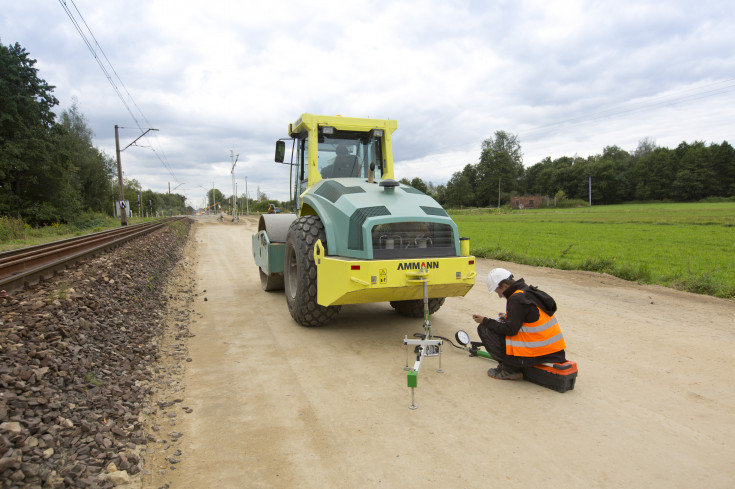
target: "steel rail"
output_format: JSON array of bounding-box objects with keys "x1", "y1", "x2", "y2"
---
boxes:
[{"x1": 0, "y1": 217, "x2": 186, "y2": 293}]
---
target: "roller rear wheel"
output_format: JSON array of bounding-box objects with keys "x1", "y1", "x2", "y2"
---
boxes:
[{"x1": 390, "y1": 298, "x2": 446, "y2": 317}]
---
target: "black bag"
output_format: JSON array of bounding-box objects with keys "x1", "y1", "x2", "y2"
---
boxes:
[{"x1": 523, "y1": 285, "x2": 557, "y2": 315}]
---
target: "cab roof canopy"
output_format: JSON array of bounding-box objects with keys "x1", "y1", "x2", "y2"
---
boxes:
[{"x1": 289, "y1": 114, "x2": 397, "y2": 137}]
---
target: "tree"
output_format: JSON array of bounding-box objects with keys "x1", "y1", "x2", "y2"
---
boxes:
[
  {"x1": 590, "y1": 146, "x2": 632, "y2": 204},
  {"x1": 424, "y1": 181, "x2": 439, "y2": 200},
  {"x1": 547, "y1": 156, "x2": 575, "y2": 198},
  {"x1": 141, "y1": 189, "x2": 161, "y2": 216},
  {"x1": 433, "y1": 183, "x2": 447, "y2": 205},
  {"x1": 672, "y1": 142, "x2": 716, "y2": 201},
  {"x1": 0, "y1": 42, "x2": 60, "y2": 223},
  {"x1": 710, "y1": 141, "x2": 735, "y2": 196},
  {"x1": 481, "y1": 130, "x2": 523, "y2": 168},
  {"x1": 399, "y1": 177, "x2": 429, "y2": 194},
  {"x1": 523, "y1": 157, "x2": 552, "y2": 195},
  {"x1": 569, "y1": 156, "x2": 592, "y2": 200},
  {"x1": 208, "y1": 189, "x2": 226, "y2": 209},
  {"x1": 256, "y1": 186, "x2": 267, "y2": 202},
  {"x1": 633, "y1": 148, "x2": 675, "y2": 200},
  {"x1": 476, "y1": 131, "x2": 524, "y2": 207},
  {"x1": 56, "y1": 101, "x2": 115, "y2": 214},
  {"x1": 443, "y1": 165, "x2": 476, "y2": 207},
  {"x1": 633, "y1": 137, "x2": 657, "y2": 159}
]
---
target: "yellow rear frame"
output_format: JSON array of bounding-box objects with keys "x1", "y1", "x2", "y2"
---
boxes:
[{"x1": 314, "y1": 240, "x2": 476, "y2": 306}]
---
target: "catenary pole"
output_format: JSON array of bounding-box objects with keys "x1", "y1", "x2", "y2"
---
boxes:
[
  {"x1": 114, "y1": 125, "x2": 127, "y2": 226},
  {"x1": 114, "y1": 125, "x2": 158, "y2": 225}
]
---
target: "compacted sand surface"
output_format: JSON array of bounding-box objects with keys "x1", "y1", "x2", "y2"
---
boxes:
[{"x1": 146, "y1": 215, "x2": 735, "y2": 489}]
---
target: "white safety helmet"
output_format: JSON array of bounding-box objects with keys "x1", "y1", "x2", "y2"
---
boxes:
[{"x1": 486, "y1": 268, "x2": 513, "y2": 292}]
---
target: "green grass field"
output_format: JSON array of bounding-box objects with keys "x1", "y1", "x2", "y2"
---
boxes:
[{"x1": 452, "y1": 202, "x2": 735, "y2": 299}]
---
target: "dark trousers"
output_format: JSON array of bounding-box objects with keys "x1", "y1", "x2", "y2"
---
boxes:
[
  {"x1": 477, "y1": 324, "x2": 521, "y2": 371},
  {"x1": 476, "y1": 324, "x2": 566, "y2": 371}
]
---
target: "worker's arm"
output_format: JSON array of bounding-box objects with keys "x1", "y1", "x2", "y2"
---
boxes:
[
  {"x1": 480, "y1": 316, "x2": 521, "y2": 336},
  {"x1": 480, "y1": 296, "x2": 538, "y2": 336}
]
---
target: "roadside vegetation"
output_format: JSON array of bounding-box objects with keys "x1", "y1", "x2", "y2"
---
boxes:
[
  {"x1": 453, "y1": 202, "x2": 735, "y2": 299},
  {"x1": 0, "y1": 213, "x2": 157, "y2": 252}
]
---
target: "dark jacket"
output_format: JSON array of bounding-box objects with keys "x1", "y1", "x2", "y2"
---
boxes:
[{"x1": 480, "y1": 278, "x2": 566, "y2": 366}]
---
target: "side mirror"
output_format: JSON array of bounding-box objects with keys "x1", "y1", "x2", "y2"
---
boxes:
[{"x1": 275, "y1": 140, "x2": 285, "y2": 163}]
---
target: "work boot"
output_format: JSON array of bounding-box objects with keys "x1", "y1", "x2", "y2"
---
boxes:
[{"x1": 487, "y1": 365, "x2": 522, "y2": 380}]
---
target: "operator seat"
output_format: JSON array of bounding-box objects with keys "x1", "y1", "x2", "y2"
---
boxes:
[{"x1": 330, "y1": 144, "x2": 358, "y2": 177}]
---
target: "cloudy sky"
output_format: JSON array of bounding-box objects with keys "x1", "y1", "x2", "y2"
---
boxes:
[{"x1": 3, "y1": 0, "x2": 734, "y2": 205}]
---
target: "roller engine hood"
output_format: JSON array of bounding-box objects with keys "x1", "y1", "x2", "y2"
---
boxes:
[{"x1": 301, "y1": 178, "x2": 460, "y2": 261}]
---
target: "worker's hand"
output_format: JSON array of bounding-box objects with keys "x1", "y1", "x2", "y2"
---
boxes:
[
  {"x1": 498, "y1": 313, "x2": 507, "y2": 321},
  {"x1": 472, "y1": 314, "x2": 483, "y2": 324}
]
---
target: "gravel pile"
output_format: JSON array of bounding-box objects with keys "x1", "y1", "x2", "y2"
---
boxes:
[{"x1": 0, "y1": 219, "x2": 192, "y2": 488}]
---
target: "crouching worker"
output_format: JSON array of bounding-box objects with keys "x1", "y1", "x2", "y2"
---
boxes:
[{"x1": 472, "y1": 268, "x2": 566, "y2": 380}]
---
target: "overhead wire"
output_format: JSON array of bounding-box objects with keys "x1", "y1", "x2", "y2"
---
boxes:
[
  {"x1": 58, "y1": 0, "x2": 178, "y2": 182},
  {"x1": 57, "y1": 0, "x2": 135, "y2": 123},
  {"x1": 521, "y1": 78, "x2": 735, "y2": 140}
]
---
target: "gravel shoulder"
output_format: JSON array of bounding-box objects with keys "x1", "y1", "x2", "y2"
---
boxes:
[
  {"x1": 0, "y1": 220, "x2": 192, "y2": 488},
  {"x1": 146, "y1": 215, "x2": 735, "y2": 489}
]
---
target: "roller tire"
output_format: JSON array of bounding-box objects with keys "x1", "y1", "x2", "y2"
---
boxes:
[
  {"x1": 390, "y1": 297, "x2": 446, "y2": 318},
  {"x1": 259, "y1": 269, "x2": 284, "y2": 291},
  {"x1": 284, "y1": 216, "x2": 341, "y2": 326}
]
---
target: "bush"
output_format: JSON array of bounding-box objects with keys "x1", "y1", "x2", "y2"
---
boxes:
[
  {"x1": 698, "y1": 196, "x2": 735, "y2": 203},
  {"x1": 70, "y1": 212, "x2": 111, "y2": 231},
  {"x1": 580, "y1": 255, "x2": 615, "y2": 272},
  {"x1": 668, "y1": 272, "x2": 733, "y2": 299},
  {"x1": 557, "y1": 199, "x2": 589, "y2": 208},
  {"x1": 0, "y1": 216, "x2": 28, "y2": 241}
]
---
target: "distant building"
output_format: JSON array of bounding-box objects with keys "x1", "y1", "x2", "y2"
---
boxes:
[{"x1": 512, "y1": 195, "x2": 548, "y2": 209}]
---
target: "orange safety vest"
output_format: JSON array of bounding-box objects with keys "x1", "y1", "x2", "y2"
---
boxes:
[{"x1": 505, "y1": 290, "x2": 566, "y2": 357}]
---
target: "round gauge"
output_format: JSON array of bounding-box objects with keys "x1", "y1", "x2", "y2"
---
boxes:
[{"x1": 455, "y1": 330, "x2": 470, "y2": 346}]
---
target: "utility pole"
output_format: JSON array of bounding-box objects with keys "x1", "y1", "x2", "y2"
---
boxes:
[
  {"x1": 498, "y1": 177, "x2": 501, "y2": 209},
  {"x1": 114, "y1": 125, "x2": 158, "y2": 226},
  {"x1": 114, "y1": 125, "x2": 127, "y2": 226},
  {"x1": 589, "y1": 177, "x2": 592, "y2": 207},
  {"x1": 231, "y1": 150, "x2": 239, "y2": 222},
  {"x1": 245, "y1": 176, "x2": 249, "y2": 215}
]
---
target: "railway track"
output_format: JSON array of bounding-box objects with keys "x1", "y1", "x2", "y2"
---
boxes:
[{"x1": 0, "y1": 217, "x2": 187, "y2": 293}]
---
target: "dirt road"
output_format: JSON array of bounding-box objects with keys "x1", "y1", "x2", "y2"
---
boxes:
[{"x1": 146, "y1": 216, "x2": 735, "y2": 489}]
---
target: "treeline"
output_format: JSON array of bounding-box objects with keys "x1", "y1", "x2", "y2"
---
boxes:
[
  {"x1": 407, "y1": 133, "x2": 735, "y2": 208},
  {"x1": 0, "y1": 42, "x2": 185, "y2": 226}
]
